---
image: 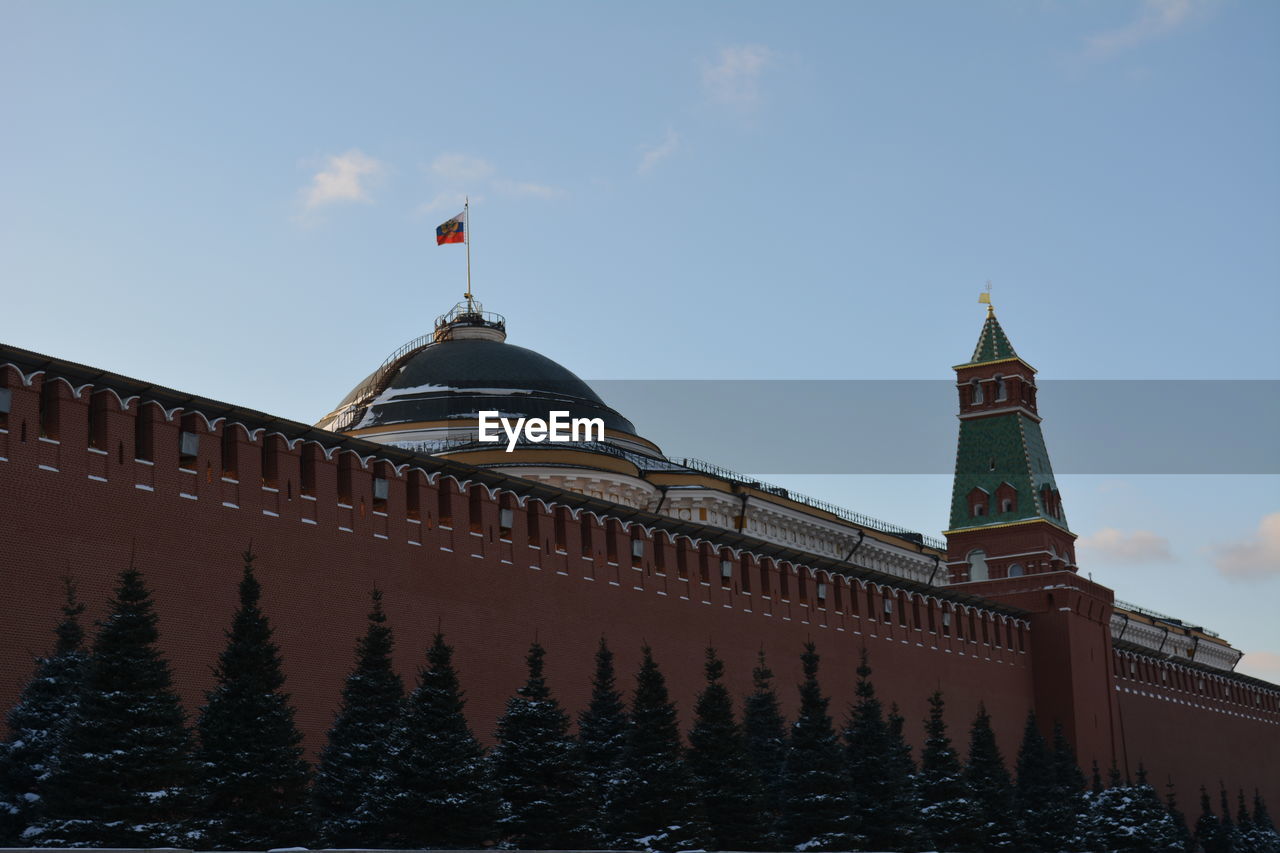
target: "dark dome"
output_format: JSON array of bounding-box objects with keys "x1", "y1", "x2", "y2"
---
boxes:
[{"x1": 335, "y1": 338, "x2": 638, "y2": 436}]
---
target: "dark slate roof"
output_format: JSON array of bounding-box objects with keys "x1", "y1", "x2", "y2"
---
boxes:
[
  {"x1": 965, "y1": 310, "x2": 1020, "y2": 365},
  {"x1": 335, "y1": 338, "x2": 639, "y2": 436}
]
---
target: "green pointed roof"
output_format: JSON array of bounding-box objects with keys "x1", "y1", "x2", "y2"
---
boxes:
[
  {"x1": 947, "y1": 412, "x2": 1070, "y2": 534},
  {"x1": 964, "y1": 309, "x2": 1020, "y2": 366}
]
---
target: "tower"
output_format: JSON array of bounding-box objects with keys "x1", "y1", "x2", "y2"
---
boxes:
[
  {"x1": 942, "y1": 303, "x2": 1122, "y2": 774},
  {"x1": 944, "y1": 306, "x2": 1077, "y2": 584}
]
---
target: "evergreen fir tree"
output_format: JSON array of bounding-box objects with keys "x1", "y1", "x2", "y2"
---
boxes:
[
  {"x1": 1236, "y1": 790, "x2": 1254, "y2": 842},
  {"x1": 1195, "y1": 786, "x2": 1230, "y2": 853},
  {"x1": 1256, "y1": 791, "x2": 1277, "y2": 834},
  {"x1": 360, "y1": 631, "x2": 495, "y2": 848},
  {"x1": 1081, "y1": 765, "x2": 1126, "y2": 851},
  {"x1": 312, "y1": 589, "x2": 404, "y2": 848},
  {"x1": 1221, "y1": 784, "x2": 1245, "y2": 852},
  {"x1": 776, "y1": 641, "x2": 851, "y2": 851},
  {"x1": 609, "y1": 644, "x2": 702, "y2": 852},
  {"x1": 918, "y1": 690, "x2": 979, "y2": 852},
  {"x1": 1165, "y1": 779, "x2": 1195, "y2": 853},
  {"x1": 1233, "y1": 789, "x2": 1277, "y2": 853},
  {"x1": 1248, "y1": 790, "x2": 1280, "y2": 853},
  {"x1": 28, "y1": 564, "x2": 194, "y2": 847},
  {"x1": 842, "y1": 647, "x2": 887, "y2": 849},
  {"x1": 843, "y1": 649, "x2": 914, "y2": 849},
  {"x1": 962, "y1": 702, "x2": 1021, "y2": 851},
  {"x1": 742, "y1": 648, "x2": 787, "y2": 829},
  {"x1": 1048, "y1": 722, "x2": 1089, "y2": 851},
  {"x1": 577, "y1": 637, "x2": 627, "y2": 846},
  {"x1": 886, "y1": 702, "x2": 926, "y2": 851},
  {"x1": 0, "y1": 579, "x2": 88, "y2": 845},
  {"x1": 489, "y1": 642, "x2": 588, "y2": 849},
  {"x1": 194, "y1": 552, "x2": 312, "y2": 849},
  {"x1": 1100, "y1": 764, "x2": 1183, "y2": 852},
  {"x1": 1014, "y1": 711, "x2": 1058, "y2": 850},
  {"x1": 686, "y1": 647, "x2": 767, "y2": 852}
]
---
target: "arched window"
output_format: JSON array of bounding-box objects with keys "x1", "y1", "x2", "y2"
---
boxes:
[
  {"x1": 994, "y1": 374, "x2": 1007, "y2": 402},
  {"x1": 970, "y1": 378, "x2": 983, "y2": 405},
  {"x1": 973, "y1": 504, "x2": 985, "y2": 517},
  {"x1": 967, "y1": 550, "x2": 989, "y2": 582},
  {"x1": 1001, "y1": 498, "x2": 1013, "y2": 513},
  {"x1": 1008, "y1": 563, "x2": 1024, "y2": 578}
]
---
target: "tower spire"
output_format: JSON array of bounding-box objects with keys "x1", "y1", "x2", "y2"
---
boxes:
[{"x1": 944, "y1": 306, "x2": 1076, "y2": 584}]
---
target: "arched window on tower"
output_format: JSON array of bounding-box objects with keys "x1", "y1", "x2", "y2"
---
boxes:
[
  {"x1": 967, "y1": 549, "x2": 989, "y2": 582},
  {"x1": 994, "y1": 374, "x2": 1008, "y2": 402},
  {"x1": 969, "y1": 487, "x2": 988, "y2": 518},
  {"x1": 1008, "y1": 563, "x2": 1024, "y2": 578},
  {"x1": 970, "y1": 378, "x2": 983, "y2": 405}
]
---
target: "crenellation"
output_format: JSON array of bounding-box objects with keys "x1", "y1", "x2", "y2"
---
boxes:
[{"x1": 2, "y1": 341, "x2": 1274, "y2": 811}]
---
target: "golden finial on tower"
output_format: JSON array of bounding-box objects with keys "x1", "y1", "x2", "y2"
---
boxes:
[{"x1": 978, "y1": 280, "x2": 994, "y2": 315}]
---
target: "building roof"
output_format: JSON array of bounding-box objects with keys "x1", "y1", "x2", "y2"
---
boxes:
[
  {"x1": 315, "y1": 307, "x2": 639, "y2": 438},
  {"x1": 963, "y1": 309, "x2": 1021, "y2": 366},
  {"x1": 329, "y1": 338, "x2": 639, "y2": 436}
]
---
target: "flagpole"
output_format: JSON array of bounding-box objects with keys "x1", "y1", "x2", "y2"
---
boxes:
[{"x1": 464, "y1": 197, "x2": 473, "y2": 308}]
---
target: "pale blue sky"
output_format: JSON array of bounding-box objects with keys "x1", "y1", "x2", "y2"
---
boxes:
[{"x1": 2, "y1": 1, "x2": 1277, "y2": 677}]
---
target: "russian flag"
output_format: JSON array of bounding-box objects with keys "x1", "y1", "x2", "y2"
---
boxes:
[{"x1": 436, "y1": 211, "x2": 466, "y2": 245}]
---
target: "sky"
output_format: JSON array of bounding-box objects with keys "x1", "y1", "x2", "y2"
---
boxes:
[{"x1": 2, "y1": 1, "x2": 1277, "y2": 677}]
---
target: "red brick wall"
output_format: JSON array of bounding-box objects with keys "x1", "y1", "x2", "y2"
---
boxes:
[
  {"x1": 1113, "y1": 650, "x2": 1280, "y2": 807},
  {"x1": 2, "y1": 367, "x2": 1275, "y2": 809},
  {"x1": 1, "y1": 370, "x2": 1033, "y2": 765}
]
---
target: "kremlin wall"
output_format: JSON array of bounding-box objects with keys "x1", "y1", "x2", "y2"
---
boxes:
[{"x1": 0, "y1": 302, "x2": 1276, "y2": 811}]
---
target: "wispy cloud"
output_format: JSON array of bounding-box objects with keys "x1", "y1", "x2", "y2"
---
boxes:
[
  {"x1": 492, "y1": 180, "x2": 565, "y2": 200},
  {"x1": 430, "y1": 153, "x2": 496, "y2": 184},
  {"x1": 422, "y1": 153, "x2": 565, "y2": 207},
  {"x1": 302, "y1": 149, "x2": 384, "y2": 210},
  {"x1": 702, "y1": 44, "x2": 773, "y2": 107},
  {"x1": 1211, "y1": 512, "x2": 1280, "y2": 581},
  {"x1": 1083, "y1": 0, "x2": 1199, "y2": 60},
  {"x1": 418, "y1": 191, "x2": 470, "y2": 216},
  {"x1": 1237, "y1": 649, "x2": 1280, "y2": 682},
  {"x1": 639, "y1": 129, "x2": 680, "y2": 174},
  {"x1": 1078, "y1": 528, "x2": 1172, "y2": 563}
]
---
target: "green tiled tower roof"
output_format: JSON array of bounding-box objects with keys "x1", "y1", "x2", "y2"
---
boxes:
[
  {"x1": 963, "y1": 308, "x2": 1020, "y2": 366},
  {"x1": 947, "y1": 413, "x2": 1069, "y2": 533}
]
